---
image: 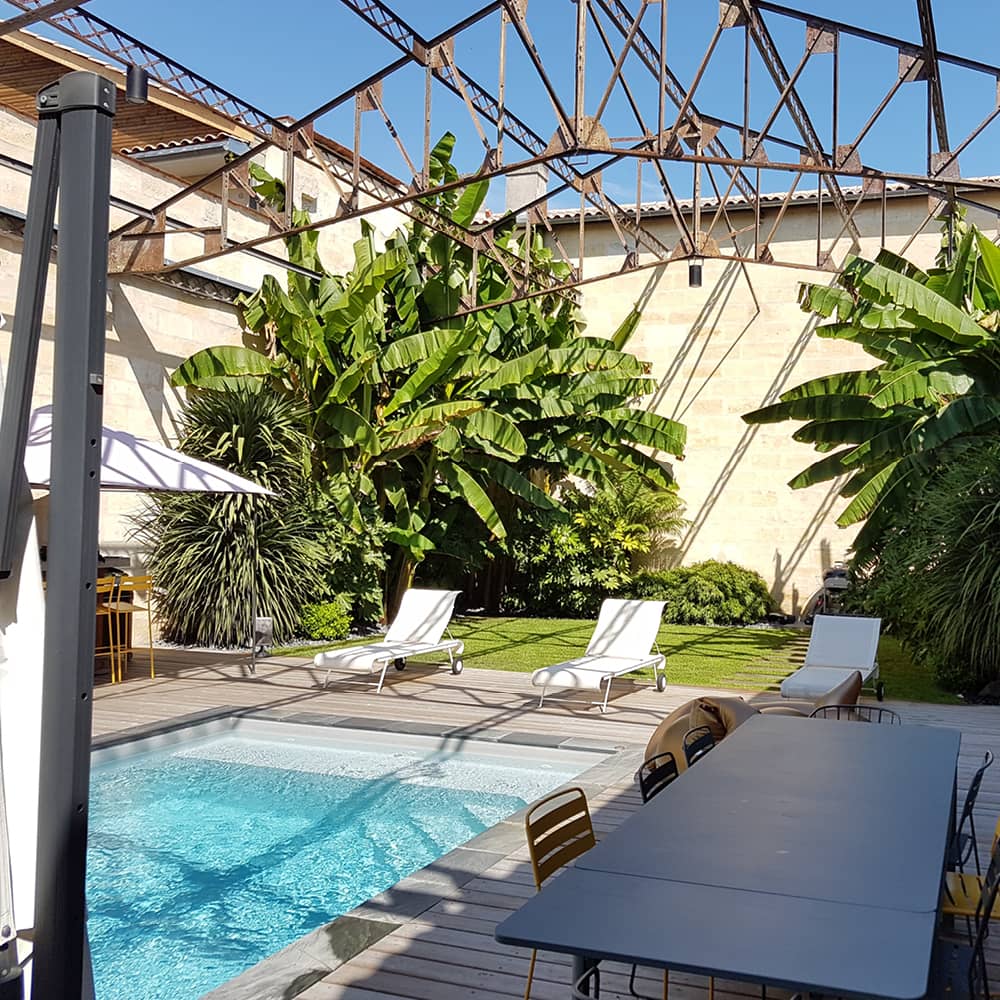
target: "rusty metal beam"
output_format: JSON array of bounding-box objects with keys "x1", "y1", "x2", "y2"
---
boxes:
[
  {"x1": 13, "y1": 0, "x2": 1000, "y2": 311},
  {"x1": 0, "y1": 0, "x2": 87, "y2": 37},
  {"x1": 731, "y1": 0, "x2": 862, "y2": 248},
  {"x1": 915, "y1": 0, "x2": 950, "y2": 165},
  {"x1": 2, "y1": 0, "x2": 280, "y2": 136}
]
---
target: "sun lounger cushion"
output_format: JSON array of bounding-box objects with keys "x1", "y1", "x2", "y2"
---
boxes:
[
  {"x1": 313, "y1": 640, "x2": 446, "y2": 674},
  {"x1": 780, "y1": 665, "x2": 872, "y2": 700},
  {"x1": 531, "y1": 656, "x2": 649, "y2": 691}
]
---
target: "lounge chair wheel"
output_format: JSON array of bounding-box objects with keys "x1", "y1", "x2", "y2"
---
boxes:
[
  {"x1": 656, "y1": 674, "x2": 667, "y2": 693},
  {"x1": 876, "y1": 680, "x2": 885, "y2": 702},
  {"x1": 451, "y1": 658, "x2": 464, "y2": 675},
  {"x1": 393, "y1": 658, "x2": 406, "y2": 671}
]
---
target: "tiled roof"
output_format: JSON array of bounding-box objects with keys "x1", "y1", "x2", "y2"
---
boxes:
[
  {"x1": 538, "y1": 177, "x2": 1000, "y2": 223},
  {"x1": 120, "y1": 134, "x2": 230, "y2": 155}
]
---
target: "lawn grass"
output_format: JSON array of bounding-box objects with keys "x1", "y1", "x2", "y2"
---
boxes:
[{"x1": 275, "y1": 615, "x2": 959, "y2": 704}]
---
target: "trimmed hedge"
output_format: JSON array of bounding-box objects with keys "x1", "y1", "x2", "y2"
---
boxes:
[
  {"x1": 299, "y1": 598, "x2": 351, "y2": 641},
  {"x1": 625, "y1": 560, "x2": 771, "y2": 625}
]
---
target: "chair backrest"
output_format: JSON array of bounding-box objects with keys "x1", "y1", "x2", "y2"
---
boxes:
[
  {"x1": 954, "y1": 751, "x2": 995, "y2": 872},
  {"x1": 385, "y1": 589, "x2": 461, "y2": 645},
  {"x1": 585, "y1": 599, "x2": 665, "y2": 658},
  {"x1": 525, "y1": 787, "x2": 596, "y2": 889},
  {"x1": 970, "y1": 833, "x2": 1000, "y2": 998},
  {"x1": 95, "y1": 577, "x2": 117, "y2": 599},
  {"x1": 960, "y1": 751, "x2": 994, "y2": 829},
  {"x1": 116, "y1": 574, "x2": 152, "y2": 594},
  {"x1": 682, "y1": 725, "x2": 716, "y2": 767},
  {"x1": 812, "y1": 670, "x2": 863, "y2": 712},
  {"x1": 637, "y1": 751, "x2": 679, "y2": 803},
  {"x1": 805, "y1": 615, "x2": 881, "y2": 670},
  {"x1": 810, "y1": 704, "x2": 901, "y2": 724}
]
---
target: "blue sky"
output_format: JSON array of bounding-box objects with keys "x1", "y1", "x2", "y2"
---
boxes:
[{"x1": 9, "y1": 1, "x2": 1000, "y2": 209}]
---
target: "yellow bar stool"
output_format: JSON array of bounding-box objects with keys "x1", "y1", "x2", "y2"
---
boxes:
[
  {"x1": 105, "y1": 574, "x2": 156, "y2": 682},
  {"x1": 94, "y1": 576, "x2": 118, "y2": 683}
]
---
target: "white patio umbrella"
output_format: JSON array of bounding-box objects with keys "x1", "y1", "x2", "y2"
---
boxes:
[
  {"x1": 24, "y1": 405, "x2": 273, "y2": 495},
  {"x1": 0, "y1": 405, "x2": 276, "y2": 992}
]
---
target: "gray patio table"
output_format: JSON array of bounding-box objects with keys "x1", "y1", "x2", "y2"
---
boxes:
[{"x1": 495, "y1": 713, "x2": 960, "y2": 999}]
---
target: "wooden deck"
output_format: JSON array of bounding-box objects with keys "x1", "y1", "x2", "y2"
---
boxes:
[{"x1": 94, "y1": 649, "x2": 1000, "y2": 1000}]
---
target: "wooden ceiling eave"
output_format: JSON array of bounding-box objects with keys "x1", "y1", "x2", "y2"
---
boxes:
[{"x1": 1, "y1": 29, "x2": 258, "y2": 147}]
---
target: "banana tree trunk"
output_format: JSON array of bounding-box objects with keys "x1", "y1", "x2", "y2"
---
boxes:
[{"x1": 385, "y1": 549, "x2": 416, "y2": 623}]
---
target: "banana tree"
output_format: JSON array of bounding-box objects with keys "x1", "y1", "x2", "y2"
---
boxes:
[
  {"x1": 173, "y1": 136, "x2": 686, "y2": 614},
  {"x1": 743, "y1": 225, "x2": 1000, "y2": 556}
]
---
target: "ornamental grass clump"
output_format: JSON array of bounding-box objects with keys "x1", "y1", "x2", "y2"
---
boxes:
[{"x1": 134, "y1": 386, "x2": 324, "y2": 647}]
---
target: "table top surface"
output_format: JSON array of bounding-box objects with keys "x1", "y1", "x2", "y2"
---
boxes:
[
  {"x1": 577, "y1": 713, "x2": 958, "y2": 911},
  {"x1": 496, "y1": 713, "x2": 960, "y2": 999}
]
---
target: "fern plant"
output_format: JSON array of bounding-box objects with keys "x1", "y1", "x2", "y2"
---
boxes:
[{"x1": 134, "y1": 387, "x2": 325, "y2": 647}]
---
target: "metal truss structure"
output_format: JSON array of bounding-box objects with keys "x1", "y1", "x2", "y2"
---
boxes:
[{"x1": 3, "y1": 0, "x2": 1000, "y2": 307}]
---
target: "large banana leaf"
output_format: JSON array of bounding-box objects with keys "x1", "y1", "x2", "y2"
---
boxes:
[
  {"x1": 778, "y1": 370, "x2": 883, "y2": 402},
  {"x1": 792, "y1": 419, "x2": 897, "y2": 446},
  {"x1": 439, "y1": 462, "x2": 506, "y2": 539},
  {"x1": 171, "y1": 346, "x2": 278, "y2": 388},
  {"x1": 842, "y1": 258, "x2": 985, "y2": 345},
  {"x1": 787, "y1": 448, "x2": 856, "y2": 488},
  {"x1": 905, "y1": 396, "x2": 1000, "y2": 452},
  {"x1": 468, "y1": 456, "x2": 558, "y2": 509},
  {"x1": 600, "y1": 408, "x2": 687, "y2": 457},
  {"x1": 461, "y1": 409, "x2": 526, "y2": 459},
  {"x1": 744, "y1": 395, "x2": 886, "y2": 424}
]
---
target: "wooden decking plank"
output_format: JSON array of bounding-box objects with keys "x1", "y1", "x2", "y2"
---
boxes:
[{"x1": 91, "y1": 649, "x2": 1000, "y2": 1000}]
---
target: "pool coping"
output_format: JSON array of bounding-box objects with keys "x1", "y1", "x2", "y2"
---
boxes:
[{"x1": 91, "y1": 707, "x2": 640, "y2": 1000}]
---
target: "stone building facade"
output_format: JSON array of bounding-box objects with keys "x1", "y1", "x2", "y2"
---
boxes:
[
  {"x1": 1, "y1": 28, "x2": 996, "y2": 616},
  {"x1": 547, "y1": 188, "x2": 1000, "y2": 613}
]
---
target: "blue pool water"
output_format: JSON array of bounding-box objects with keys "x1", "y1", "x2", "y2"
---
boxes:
[{"x1": 87, "y1": 727, "x2": 589, "y2": 1000}]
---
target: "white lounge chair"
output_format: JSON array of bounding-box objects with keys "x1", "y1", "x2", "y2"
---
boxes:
[
  {"x1": 313, "y1": 588, "x2": 464, "y2": 693},
  {"x1": 530, "y1": 599, "x2": 667, "y2": 713},
  {"x1": 780, "y1": 614, "x2": 883, "y2": 701}
]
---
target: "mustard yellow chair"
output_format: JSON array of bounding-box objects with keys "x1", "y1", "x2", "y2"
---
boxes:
[
  {"x1": 105, "y1": 574, "x2": 155, "y2": 682},
  {"x1": 523, "y1": 787, "x2": 597, "y2": 1000},
  {"x1": 942, "y1": 816, "x2": 1000, "y2": 923}
]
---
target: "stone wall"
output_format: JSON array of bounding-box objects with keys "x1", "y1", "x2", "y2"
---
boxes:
[{"x1": 549, "y1": 191, "x2": 1000, "y2": 614}]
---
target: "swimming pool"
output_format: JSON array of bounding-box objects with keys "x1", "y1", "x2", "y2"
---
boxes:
[{"x1": 87, "y1": 719, "x2": 602, "y2": 1000}]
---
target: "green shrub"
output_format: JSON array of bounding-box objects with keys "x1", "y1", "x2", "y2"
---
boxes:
[
  {"x1": 502, "y1": 475, "x2": 686, "y2": 618},
  {"x1": 299, "y1": 598, "x2": 351, "y2": 641},
  {"x1": 850, "y1": 439, "x2": 1000, "y2": 694},
  {"x1": 626, "y1": 560, "x2": 771, "y2": 625},
  {"x1": 312, "y1": 498, "x2": 388, "y2": 631}
]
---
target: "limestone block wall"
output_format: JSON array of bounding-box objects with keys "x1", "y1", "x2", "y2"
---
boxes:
[
  {"x1": 0, "y1": 104, "x2": 404, "y2": 645},
  {"x1": 552, "y1": 190, "x2": 1000, "y2": 614}
]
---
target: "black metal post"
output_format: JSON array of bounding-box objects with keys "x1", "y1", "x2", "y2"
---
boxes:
[
  {"x1": 30, "y1": 71, "x2": 115, "y2": 1000},
  {"x1": 0, "y1": 109, "x2": 59, "y2": 579}
]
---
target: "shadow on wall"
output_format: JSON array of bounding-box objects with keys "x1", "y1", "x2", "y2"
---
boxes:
[
  {"x1": 109, "y1": 280, "x2": 189, "y2": 444},
  {"x1": 771, "y1": 481, "x2": 848, "y2": 616},
  {"x1": 656, "y1": 263, "x2": 845, "y2": 611},
  {"x1": 649, "y1": 260, "x2": 758, "y2": 422}
]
